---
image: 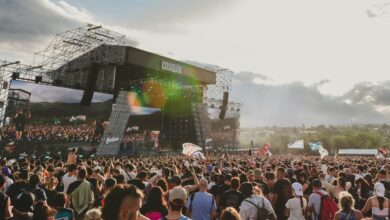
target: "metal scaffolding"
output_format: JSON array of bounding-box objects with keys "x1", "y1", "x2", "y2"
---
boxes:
[
  {"x1": 205, "y1": 68, "x2": 233, "y2": 101},
  {"x1": 33, "y1": 24, "x2": 132, "y2": 71},
  {"x1": 0, "y1": 24, "x2": 135, "y2": 126}
]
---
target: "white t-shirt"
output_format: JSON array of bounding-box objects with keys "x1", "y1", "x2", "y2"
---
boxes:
[
  {"x1": 285, "y1": 197, "x2": 307, "y2": 220},
  {"x1": 62, "y1": 173, "x2": 77, "y2": 193}
]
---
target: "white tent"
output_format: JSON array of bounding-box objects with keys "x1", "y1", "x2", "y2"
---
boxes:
[{"x1": 338, "y1": 149, "x2": 377, "y2": 156}]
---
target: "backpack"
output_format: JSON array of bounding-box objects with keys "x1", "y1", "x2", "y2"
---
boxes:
[
  {"x1": 316, "y1": 192, "x2": 339, "y2": 220},
  {"x1": 244, "y1": 198, "x2": 276, "y2": 220}
]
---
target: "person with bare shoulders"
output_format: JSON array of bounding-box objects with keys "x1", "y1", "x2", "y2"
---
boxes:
[
  {"x1": 361, "y1": 182, "x2": 390, "y2": 220},
  {"x1": 67, "y1": 148, "x2": 77, "y2": 165},
  {"x1": 334, "y1": 191, "x2": 363, "y2": 220}
]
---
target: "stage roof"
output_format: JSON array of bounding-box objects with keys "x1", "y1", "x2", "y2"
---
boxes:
[{"x1": 53, "y1": 44, "x2": 216, "y2": 85}]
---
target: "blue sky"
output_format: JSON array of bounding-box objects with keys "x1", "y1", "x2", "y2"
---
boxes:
[{"x1": 2, "y1": 0, "x2": 390, "y2": 126}]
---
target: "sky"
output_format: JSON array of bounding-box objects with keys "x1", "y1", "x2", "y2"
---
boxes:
[{"x1": 2, "y1": 0, "x2": 390, "y2": 127}]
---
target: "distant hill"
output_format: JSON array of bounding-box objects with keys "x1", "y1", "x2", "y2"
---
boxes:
[{"x1": 29, "y1": 99, "x2": 113, "y2": 122}]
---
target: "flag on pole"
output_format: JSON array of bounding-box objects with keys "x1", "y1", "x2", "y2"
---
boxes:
[
  {"x1": 205, "y1": 138, "x2": 213, "y2": 144},
  {"x1": 53, "y1": 117, "x2": 61, "y2": 125},
  {"x1": 191, "y1": 151, "x2": 206, "y2": 160},
  {"x1": 288, "y1": 140, "x2": 304, "y2": 149},
  {"x1": 309, "y1": 142, "x2": 322, "y2": 151},
  {"x1": 319, "y1": 146, "x2": 329, "y2": 159},
  {"x1": 258, "y1": 143, "x2": 272, "y2": 157},
  {"x1": 182, "y1": 143, "x2": 202, "y2": 157}
]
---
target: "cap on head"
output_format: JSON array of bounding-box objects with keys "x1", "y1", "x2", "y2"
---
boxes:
[
  {"x1": 292, "y1": 182, "x2": 304, "y2": 196},
  {"x1": 375, "y1": 182, "x2": 385, "y2": 197},
  {"x1": 169, "y1": 186, "x2": 187, "y2": 202}
]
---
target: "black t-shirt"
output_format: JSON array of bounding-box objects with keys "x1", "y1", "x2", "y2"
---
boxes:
[
  {"x1": 67, "y1": 180, "x2": 83, "y2": 194},
  {"x1": 86, "y1": 177, "x2": 98, "y2": 192},
  {"x1": 216, "y1": 184, "x2": 231, "y2": 198},
  {"x1": 272, "y1": 178, "x2": 292, "y2": 220},
  {"x1": 254, "y1": 179, "x2": 270, "y2": 196},
  {"x1": 0, "y1": 192, "x2": 9, "y2": 220},
  {"x1": 6, "y1": 182, "x2": 29, "y2": 203},
  {"x1": 7, "y1": 213, "x2": 33, "y2": 220},
  {"x1": 220, "y1": 189, "x2": 243, "y2": 211},
  {"x1": 129, "y1": 179, "x2": 145, "y2": 191},
  {"x1": 45, "y1": 188, "x2": 57, "y2": 208}
]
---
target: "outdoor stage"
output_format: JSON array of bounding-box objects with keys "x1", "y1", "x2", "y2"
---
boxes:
[{"x1": 0, "y1": 24, "x2": 241, "y2": 157}]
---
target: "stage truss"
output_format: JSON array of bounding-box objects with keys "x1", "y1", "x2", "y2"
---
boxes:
[
  {"x1": 33, "y1": 24, "x2": 133, "y2": 70},
  {"x1": 0, "y1": 24, "x2": 135, "y2": 126},
  {"x1": 202, "y1": 67, "x2": 242, "y2": 119}
]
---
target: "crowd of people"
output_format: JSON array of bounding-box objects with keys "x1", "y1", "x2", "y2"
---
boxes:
[
  {"x1": 1, "y1": 124, "x2": 103, "y2": 144},
  {"x1": 120, "y1": 131, "x2": 159, "y2": 154},
  {"x1": 209, "y1": 130, "x2": 236, "y2": 150},
  {"x1": 0, "y1": 152, "x2": 388, "y2": 220}
]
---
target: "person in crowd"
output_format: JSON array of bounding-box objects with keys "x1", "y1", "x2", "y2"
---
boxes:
[
  {"x1": 96, "y1": 178, "x2": 116, "y2": 208},
  {"x1": 272, "y1": 167, "x2": 292, "y2": 220},
  {"x1": 361, "y1": 182, "x2": 390, "y2": 219},
  {"x1": 221, "y1": 177, "x2": 243, "y2": 211},
  {"x1": 102, "y1": 184, "x2": 148, "y2": 220},
  {"x1": 14, "y1": 109, "x2": 28, "y2": 141},
  {"x1": 319, "y1": 173, "x2": 334, "y2": 194},
  {"x1": 62, "y1": 164, "x2": 77, "y2": 193},
  {"x1": 165, "y1": 186, "x2": 190, "y2": 220},
  {"x1": 45, "y1": 177, "x2": 59, "y2": 208},
  {"x1": 67, "y1": 148, "x2": 77, "y2": 165},
  {"x1": 84, "y1": 208, "x2": 102, "y2": 220},
  {"x1": 54, "y1": 192, "x2": 74, "y2": 220},
  {"x1": 284, "y1": 182, "x2": 307, "y2": 220},
  {"x1": 332, "y1": 177, "x2": 350, "y2": 202},
  {"x1": 129, "y1": 171, "x2": 147, "y2": 191},
  {"x1": 140, "y1": 186, "x2": 168, "y2": 220},
  {"x1": 186, "y1": 178, "x2": 217, "y2": 220},
  {"x1": 220, "y1": 207, "x2": 241, "y2": 220},
  {"x1": 67, "y1": 169, "x2": 94, "y2": 220},
  {"x1": 29, "y1": 174, "x2": 48, "y2": 203},
  {"x1": 326, "y1": 167, "x2": 337, "y2": 185},
  {"x1": 7, "y1": 170, "x2": 30, "y2": 202},
  {"x1": 216, "y1": 174, "x2": 232, "y2": 212},
  {"x1": 333, "y1": 191, "x2": 363, "y2": 220},
  {"x1": 239, "y1": 182, "x2": 276, "y2": 220},
  {"x1": 0, "y1": 174, "x2": 12, "y2": 219},
  {"x1": 8, "y1": 191, "x2": 35, "y2": 220},
  {"x1": 306, "y1": 179, "x2": 328, "y2": 220},
  {"x1": 32, "y1": 200, "x2": 55, "y2": 220},
  {"x1": 253, "y1": 168, "x2": 270, "y2": 199}
]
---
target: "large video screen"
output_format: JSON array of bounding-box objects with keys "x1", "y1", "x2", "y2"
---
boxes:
[
  {"x1": 1, "y1": 80, "x2": 113, "y2": 157},
  {"x1": 2, "y1": 80, "x2": 163, "y2": 157}
]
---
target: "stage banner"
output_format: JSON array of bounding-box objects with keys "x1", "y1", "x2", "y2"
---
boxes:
[
  {"x1": 309, "y1": 141, "x2": 322, "y2": 151},
  {"x1": 182, "y1": 143, "x2": 202, "y2": 157},
  {"x1": 288, "y1": 140, "x2": 304, "y2": 149}
]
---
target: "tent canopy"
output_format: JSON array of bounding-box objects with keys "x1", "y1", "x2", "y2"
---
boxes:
[{"x1": 338, "y1": 149, "x2": 377, "y2": 155}]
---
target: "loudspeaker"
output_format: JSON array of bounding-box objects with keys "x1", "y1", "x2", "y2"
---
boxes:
[
  {"x1": 53, "y1": 79, "x2": 63, "y2": 86},
  {"x1": 2, "y1": 81, "x2": 8, "y2": 89},
  {"x1": 219, "y1": 91, "x2": 229, "y2": 119},
  {"x1": 35, "y1": 76, "x2": 42, "y2": 83},
  {"x1": 81, "y1": 63, "x2": 99, "y2": 106},
  {"x1": 12, "y1": 72, "x2": 19, "y2": 80}
]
